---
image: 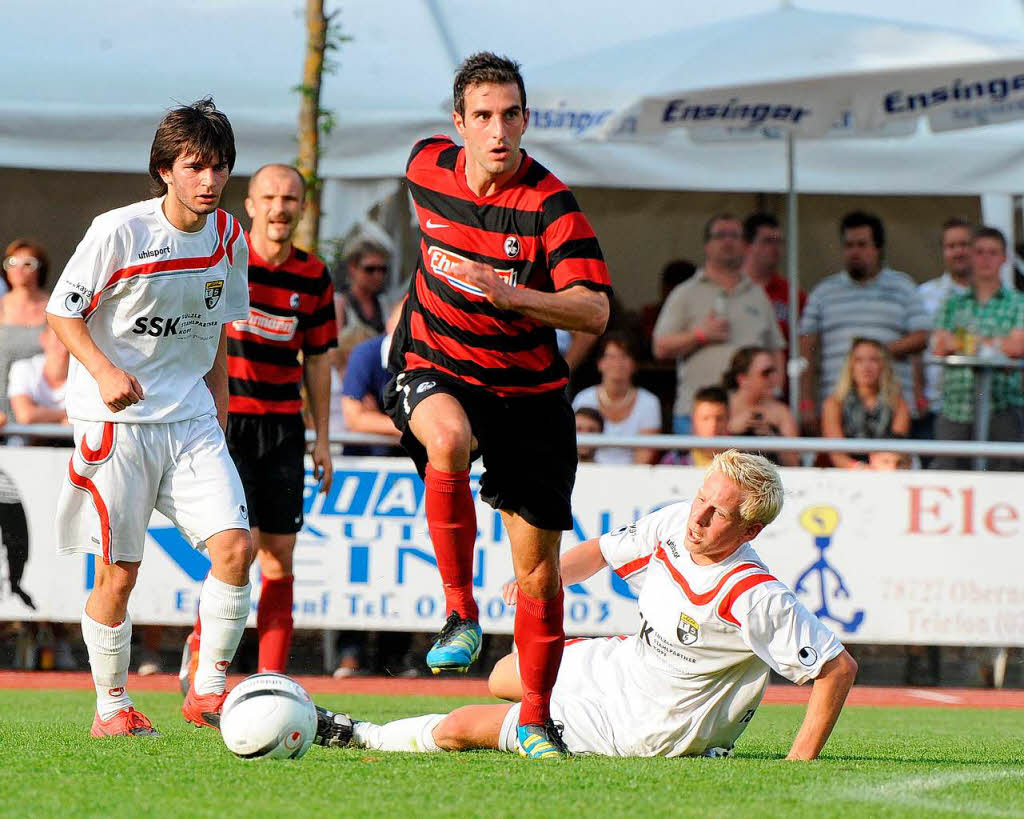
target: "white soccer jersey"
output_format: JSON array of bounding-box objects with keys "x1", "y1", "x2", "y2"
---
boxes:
[
  {"x1": 46, "y1": 198, "x2": 249, "y2": 423},
  {"x1": 577, "y1": 501, "x2": 845, "y2": 756}
]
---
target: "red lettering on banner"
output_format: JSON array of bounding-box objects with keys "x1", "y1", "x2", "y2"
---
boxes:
[
  {"x1": 985, "y1": 503, "x2": 1019, "y2": 537},
  {"x1": 906, "y1": 486, "x2": 952, "y2": 535},
  {"x1": 961, "y1": 487, "x2": 975, "y2": 535},
  {"x1": 907, "y1": 486, "x2": 1019, "y2": 537}
]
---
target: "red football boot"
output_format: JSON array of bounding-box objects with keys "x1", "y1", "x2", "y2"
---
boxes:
[{"x1": 90, "y1": 707, "x2": 161, "y2": 738}]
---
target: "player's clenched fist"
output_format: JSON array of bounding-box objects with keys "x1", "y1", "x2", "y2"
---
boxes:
[
  {"x1": 454, "y1": 260, "x2": 515, "y2": 310},
  {"x1": 97, "y1": 365, "x2": 144, "y2": 412}
]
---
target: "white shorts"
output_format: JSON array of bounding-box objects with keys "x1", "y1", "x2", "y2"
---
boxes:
[
  {"x1": 498, "y1": 635, "x2": 762, "y2": 758},
  {"x1": 56, "y1": 415, "x2": 249, "y2": 564}
]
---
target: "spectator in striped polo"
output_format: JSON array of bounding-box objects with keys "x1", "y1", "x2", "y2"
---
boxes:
[
  {"x1": 797, "y1": 211, "x2": 930, "y2": 435},
  {"x1": 180, "y1": 164, "x2": 338, "y2": 685}
]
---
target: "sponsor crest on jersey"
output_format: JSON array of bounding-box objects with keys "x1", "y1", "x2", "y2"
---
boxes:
[
  {"x1": 232, "y1": 307, "x2": 299, "y2": 342},
  {"x1": 64, "y1": 292, "x2": 85, "y2": 313},
  {"x1": 677, "y1": 613, "x2": 699, "y2": 645},
  {"x1": 426, "y1": 245, "x2": 517, "y2": 297},
  {"x1": 204, "y1": 279, "x2": 224, "y2": 309},
  {"x1": 504, "y1": 236, "x2": 521, "y2": 258},
  {"x1": 289, "y1": 293, "x2": 301, "y2": 309}
]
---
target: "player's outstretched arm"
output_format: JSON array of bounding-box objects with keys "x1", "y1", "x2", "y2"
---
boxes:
[
  {"x1": 47, "y1": 314, "x2": 144, "y2": 413},
  {"x1": 785, "y1": 650, "x2": 858, "y2": 761}
]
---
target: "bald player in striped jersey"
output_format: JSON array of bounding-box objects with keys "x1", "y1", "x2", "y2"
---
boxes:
[
  {"x1": 315, "y1": 451, "x2": 858, "y2": 761},
  {"x1": 383, "y1": 52, "x2": 611, "y2": 758},
  {"x1": 180, "y1": 164, "x2": 337, "y2": 687}
]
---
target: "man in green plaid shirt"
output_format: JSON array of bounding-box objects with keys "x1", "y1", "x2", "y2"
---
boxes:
[{"x1": 931, "y1": 226, "x2": 1024, "y2": 471}]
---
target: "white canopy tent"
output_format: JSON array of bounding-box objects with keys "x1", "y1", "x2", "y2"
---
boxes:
[
  {"x1": 522, "y1": 5, "x2": 1024, "y2": 407},
  {"x1": 3, "y1": 0, "x2": 1024, "y2": 238}
]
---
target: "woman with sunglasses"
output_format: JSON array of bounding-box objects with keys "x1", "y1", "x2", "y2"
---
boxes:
[
  {"x1": 821, "y1": 337, "x2": 910, "y2": 469},
  {"x1": 0, "y1": 239, "x2": 51, "y2": 416},
  {"x1": 723, "y1": 345, "x2": 799, "y2": 466}
]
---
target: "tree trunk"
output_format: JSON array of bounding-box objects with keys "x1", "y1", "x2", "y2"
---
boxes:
[{"x1": 295, "y1": 0, "x2": 327, "y2": 253}]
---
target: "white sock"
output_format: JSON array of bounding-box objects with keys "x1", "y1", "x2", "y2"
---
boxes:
[
  {"x1": 81, "y1": 610, "x2": 133, "y2": 720},
  {"x1": 194, "y1": 575, "x2": 251, "y2": 695},
  {"x1": 353, "y1": 714, "x2": 445, "y2": 752}
]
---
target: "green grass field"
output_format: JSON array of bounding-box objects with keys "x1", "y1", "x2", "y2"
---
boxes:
[{"x1": 3, "y1": 691, "x2": 1023, "y2": 818}]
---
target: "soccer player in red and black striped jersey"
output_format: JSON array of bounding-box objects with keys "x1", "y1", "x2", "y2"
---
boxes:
[
  {"x1": 181, "y1": 164, "x2": 336, "y2": 684},
  {"x1": 384, "y1": 53, "x2": 611, "y2": 758}
]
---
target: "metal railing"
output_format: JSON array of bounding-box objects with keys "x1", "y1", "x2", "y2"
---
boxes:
[{"x1": 2, "y1": 424, "x2": 1023, "y2": 461}]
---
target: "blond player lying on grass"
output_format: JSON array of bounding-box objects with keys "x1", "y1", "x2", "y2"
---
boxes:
[{"x1": 315, "y1": 450, "x2": 858, "y2": 759}]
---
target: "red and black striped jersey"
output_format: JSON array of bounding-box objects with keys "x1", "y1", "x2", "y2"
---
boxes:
[
  {"x1": 227, "y1": 234, "x2": 337, "y2": 415},
  {"x1": 390, "y1": 135, "x2": 611, "y2": 396}
]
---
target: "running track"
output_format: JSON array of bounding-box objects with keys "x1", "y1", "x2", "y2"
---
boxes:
[{"x1": 2, "y1": 672, "x2": 1023, "y2": 709}]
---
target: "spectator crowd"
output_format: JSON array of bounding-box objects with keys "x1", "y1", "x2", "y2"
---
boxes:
[{"x1": 2, "y1": 205, "x2": 1023, "y2": 678}]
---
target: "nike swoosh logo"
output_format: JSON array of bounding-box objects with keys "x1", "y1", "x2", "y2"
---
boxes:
[{"x1": 426, "y1": 219, "x2": 449, "y2": 229}]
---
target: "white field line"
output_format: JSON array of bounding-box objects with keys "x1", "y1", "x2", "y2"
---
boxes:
[
  {"x1": 906, "y1": 690, "x2": 963, "y2": 705},
  {"x1": 840, "y1": 769, "x2": 1024, "y2": 818}
]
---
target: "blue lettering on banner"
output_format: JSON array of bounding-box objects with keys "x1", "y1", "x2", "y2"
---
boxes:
[
  {"x1": 662, "y1": 98, "x2": 810, "y2": 126},
  {"x1": 349, "y1": 545, "x2": 369, "y2": 584},
  {"x1": 373, "y1": 471, "x2": 423, "y2": 517},
  {"x1": 316, "y1": 470, "x2": 377, "y2": 516},
  {"x1": 531, "y1": 106, "x2": 614, "y2": 135},
  {"x1": 884, "y1": 73, "x2": 1024, "y2": 114}
]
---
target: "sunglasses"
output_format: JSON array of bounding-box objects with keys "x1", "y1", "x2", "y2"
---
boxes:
[
  {"x1": 360, "y1": 264, "x2": 388, "y2": 274},
  {"x1": 3, "y1": 256, "x2": 40, "y2": 272}
]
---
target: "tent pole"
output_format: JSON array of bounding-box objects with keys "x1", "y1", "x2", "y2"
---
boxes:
[{"x1": 786, "y1": 132, "x2": 801, "y2": 420}]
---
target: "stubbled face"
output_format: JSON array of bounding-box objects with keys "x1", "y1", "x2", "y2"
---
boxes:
[
  {"x1": 684, "y1": 470, "x2": 763, "y2": 564},
  {"x1": 971, "y1": 236, "x2": 1006, "y2": 285},
  {"x1": 161, "y1": 152, "x2": 230, "y2": 220},
  {"x1": 453, "y1": 82, "x2": 528, "y2": 182},
  {"x1": 850, "y1": 342, "x2": 883, "y2": 390},
  {"x1": 692, "y1": 400, "x2": 728, "y2": 438},
  {"x1": 748, "y1": 224, "x2": 782, "y2": 272},
  {"x1": 704, "y1": 218, "x2": 745, "y2": 271},
  {"x1": 246, "y1": 167, "x2": 304, "y2": 245},
  {"x1": 842, "y1": 225, "x2": 881, "y2": 280},
  {"x1": 941, "y1": 226, "x2": 972, "y2": 279}
]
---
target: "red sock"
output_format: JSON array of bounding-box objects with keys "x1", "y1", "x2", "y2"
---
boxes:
[
  {"x1": 257, "y1": 575, "x2": 294, "y2": 673},
  {"x1": 424, "y1": 465, "x2": 478, "y2": 621},
  {"x1": 514, "y1": 586, "x2": 564, "y2": 726},
  {"x1": 192, "y1": 612, "x2": 201, "y2": 638}
]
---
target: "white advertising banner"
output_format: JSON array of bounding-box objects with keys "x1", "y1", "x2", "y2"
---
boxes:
[{"x1": 1, "y1": 449, "x2": 1022, "y2": 646}]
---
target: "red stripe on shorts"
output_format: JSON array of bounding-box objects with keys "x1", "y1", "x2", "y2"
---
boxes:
[
  {"x1": 80, "y1": 422, "x2": 114, "y2": 463},
  {"x1": 67, "y1": 461, "x2": 113, "y2": 565}
]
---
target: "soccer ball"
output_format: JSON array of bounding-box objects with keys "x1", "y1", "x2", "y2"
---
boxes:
[{"x1": 220, "y1": 673, "x2": 318, "y2": 760}]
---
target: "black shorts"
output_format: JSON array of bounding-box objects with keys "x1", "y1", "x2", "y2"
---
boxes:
[
  {"x1": 226, "y1": 414, "x2": 306, "y2": 535},
  {"x1": 383, "y1": 370, "x2": 578, "y2": 531}
]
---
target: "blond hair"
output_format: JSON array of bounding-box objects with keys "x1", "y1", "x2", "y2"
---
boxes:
[
  {"x1": 832, "y1": 337, "x2": 901, "y2": 411},
  {"x1": 707, "y1": 449, "x2": 784, "y2": 525}
]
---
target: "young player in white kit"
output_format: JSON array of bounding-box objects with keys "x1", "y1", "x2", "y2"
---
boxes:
[
  {"x1": 316, "y1": 451, "x2": 858, "y2": 759},
  {"x1": 46, "y1": 98, "x2": 254, "y2": 737}
]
